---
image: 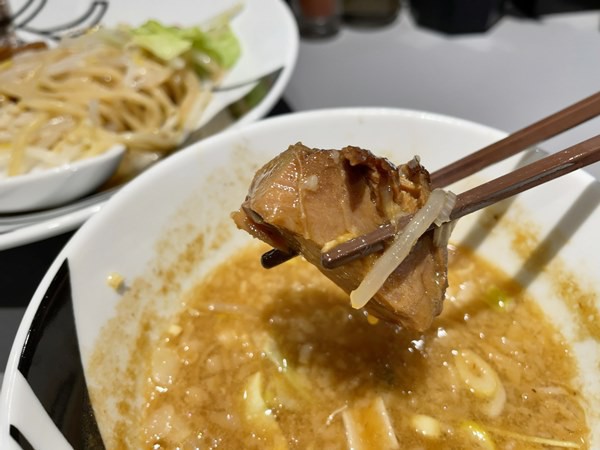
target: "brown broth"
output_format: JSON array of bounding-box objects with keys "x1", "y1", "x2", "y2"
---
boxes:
[{"x1": 140, "y1": 243, "x2": 588, "y2": 449}]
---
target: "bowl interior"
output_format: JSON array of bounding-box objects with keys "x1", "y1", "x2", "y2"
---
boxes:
[
  {"x1": 3, "y1": 108, "x2": 599, "y2": 448},
  {"x1": 0, "y1": 145, "x2": 126, "y2": 213}
]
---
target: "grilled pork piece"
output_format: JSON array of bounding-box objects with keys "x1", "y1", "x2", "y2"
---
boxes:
[{"x1": 232, "y1": 143, "x2": 449, "y2": 331}]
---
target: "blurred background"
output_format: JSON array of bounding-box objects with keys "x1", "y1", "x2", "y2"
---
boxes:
[
  {"x1": 285, "y1": 0, "x2": 600, "y2": 178},
  {"x1": 290, "y1": 0, "x2": 599, "y2": 37}
]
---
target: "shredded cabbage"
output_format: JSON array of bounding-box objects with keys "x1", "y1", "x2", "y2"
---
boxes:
[
  {"x1": 131, "y1": 19, "x2": 241, "y2": 76},
  {"x1": 131, "y1": 21, "x2": 192, "y2": 61}
]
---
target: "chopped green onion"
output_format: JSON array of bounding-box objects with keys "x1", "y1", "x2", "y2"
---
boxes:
[
  {"x1": 484, "y1": 286, "x2": 513, "y2": 311},
  {"x1": 460, "y1": 421, "x2": 496, "y2": 450}
]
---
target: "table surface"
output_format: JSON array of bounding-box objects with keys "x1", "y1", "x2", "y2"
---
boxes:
[
  {"x1": 286, "y1": 9, "x2": 600, "y2": 179},
  {"x1": 2, "y1": 8, "x2": 600, "y2": 378}
]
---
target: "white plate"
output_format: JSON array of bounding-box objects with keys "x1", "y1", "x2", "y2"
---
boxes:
[
  {"x1": 0, "y1": 0, "x2": 298, "y2": 250},
  {"x1": 1, "y1": 108, "x2": 599, "y2": 448}
]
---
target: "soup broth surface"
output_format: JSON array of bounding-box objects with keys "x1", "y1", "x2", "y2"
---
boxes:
[{"x1": 140, "y1": 243, "x2": 587, "y2": 449}]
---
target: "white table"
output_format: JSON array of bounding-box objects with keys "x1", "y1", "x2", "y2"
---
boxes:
[{"x1": 284, "y1": 9, "x2": 600, "y2": 179}]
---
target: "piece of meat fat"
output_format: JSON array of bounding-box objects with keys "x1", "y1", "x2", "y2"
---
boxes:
[{"x1": 232, "y1": 143, "x2": 449, "y2": 331}]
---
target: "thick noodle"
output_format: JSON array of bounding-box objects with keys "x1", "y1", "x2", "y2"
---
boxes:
[{"x1": 0, "y1": 32, "x2": 209, "y2": 178}]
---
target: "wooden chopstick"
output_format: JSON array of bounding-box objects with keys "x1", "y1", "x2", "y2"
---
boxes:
[
  {"x1": 261, "y1": 90, "x2": 600, "y2": 269},
  {"x1": 320, "y1": 133, "x2": 600, "y2": 269},
  {"x1": 430, "y1": 90, "x2": 600, "y2": 188}
]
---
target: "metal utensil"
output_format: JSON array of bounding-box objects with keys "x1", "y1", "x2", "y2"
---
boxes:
[
  {"x1": 213, "y1": 67, "x2": 283, "y2": 92},
  {"x1": 0, "y1": 0, "x2": 16, "y2": 48}
]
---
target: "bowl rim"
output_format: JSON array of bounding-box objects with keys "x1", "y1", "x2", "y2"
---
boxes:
[{"x1": 0, "y1": 144, "x2": 126, "y2": 189}]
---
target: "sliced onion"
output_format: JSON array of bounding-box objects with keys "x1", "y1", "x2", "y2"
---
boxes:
[
  {"x1": 433, "y1": 191, "x2": 457, "y2": 247},
  {"x1": 350, "y1": 188, "x2": 455, "y2": 309},
  {"x1": 454, "y1": 349, "x2": 507, "y2": 417},
  {"x1": 433, "y1": 220, "x2": 457, "y2": 248},
  {"x1": 482, "y1": 380, "x2": 506, "y2": 418},
  {"x1": 434, "y1": 191, "x2": 456, "y2": 226},
  {"x1": 342, "y1": 409, "x2": 362, "y2": 450},
  {"x1": 454, "y1": 349, "x2": 499, "y2": 398}
]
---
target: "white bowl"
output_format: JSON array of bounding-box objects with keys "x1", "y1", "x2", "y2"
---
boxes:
[
  {"x1": 0, "y1": 145, "x2": 125, "y2": 213},
  {"x1": 0, "y1": 0, "x2": 298, "y2": 229},
  {"x1": 1, "y1": 108, "x2": 599, "y2": 449}
]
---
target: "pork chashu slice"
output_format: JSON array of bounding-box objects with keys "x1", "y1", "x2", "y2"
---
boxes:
[{"x1": 232, "y1": 143, "x2": 448, "y2": 331}]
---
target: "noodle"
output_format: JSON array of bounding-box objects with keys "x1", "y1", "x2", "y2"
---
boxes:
[{"x1": 0, "y1": 23, "x2": 227, "y2": 178}]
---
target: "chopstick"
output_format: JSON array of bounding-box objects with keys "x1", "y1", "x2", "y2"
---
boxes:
[
  {"x1": 321, "y1": 133, "x2": 600, "y2": 269},
  {"x1": 430, "y1": 90, "x2": 600, "y2": 188},
  {"x1": 261, "y1": 90, "x2": 600, "y2": 269}
]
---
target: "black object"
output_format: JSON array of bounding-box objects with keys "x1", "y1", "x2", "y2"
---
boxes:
[
  {"x1": 343, "y1": 0, "x2": 401, "y2": 27},
  {"x1": 0, "y1": 231, "x2": 75, "y2": 307},
  {"x1": 510, "y1": 0, "x2": 599, "y2": 17},
  {"x1": 410, "y1": 0, "x2": 505, "y2": 34},
  {"x1": 14, "y1": 260, "x2": 105, "y2": 449},
  {"x1": 9, "y1": 426, "x2": 34, "y2": 450}
]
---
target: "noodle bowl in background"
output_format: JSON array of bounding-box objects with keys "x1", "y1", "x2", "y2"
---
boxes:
[{"x1": 0, "y1": 18, "x2": 240, "y2": 181}]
